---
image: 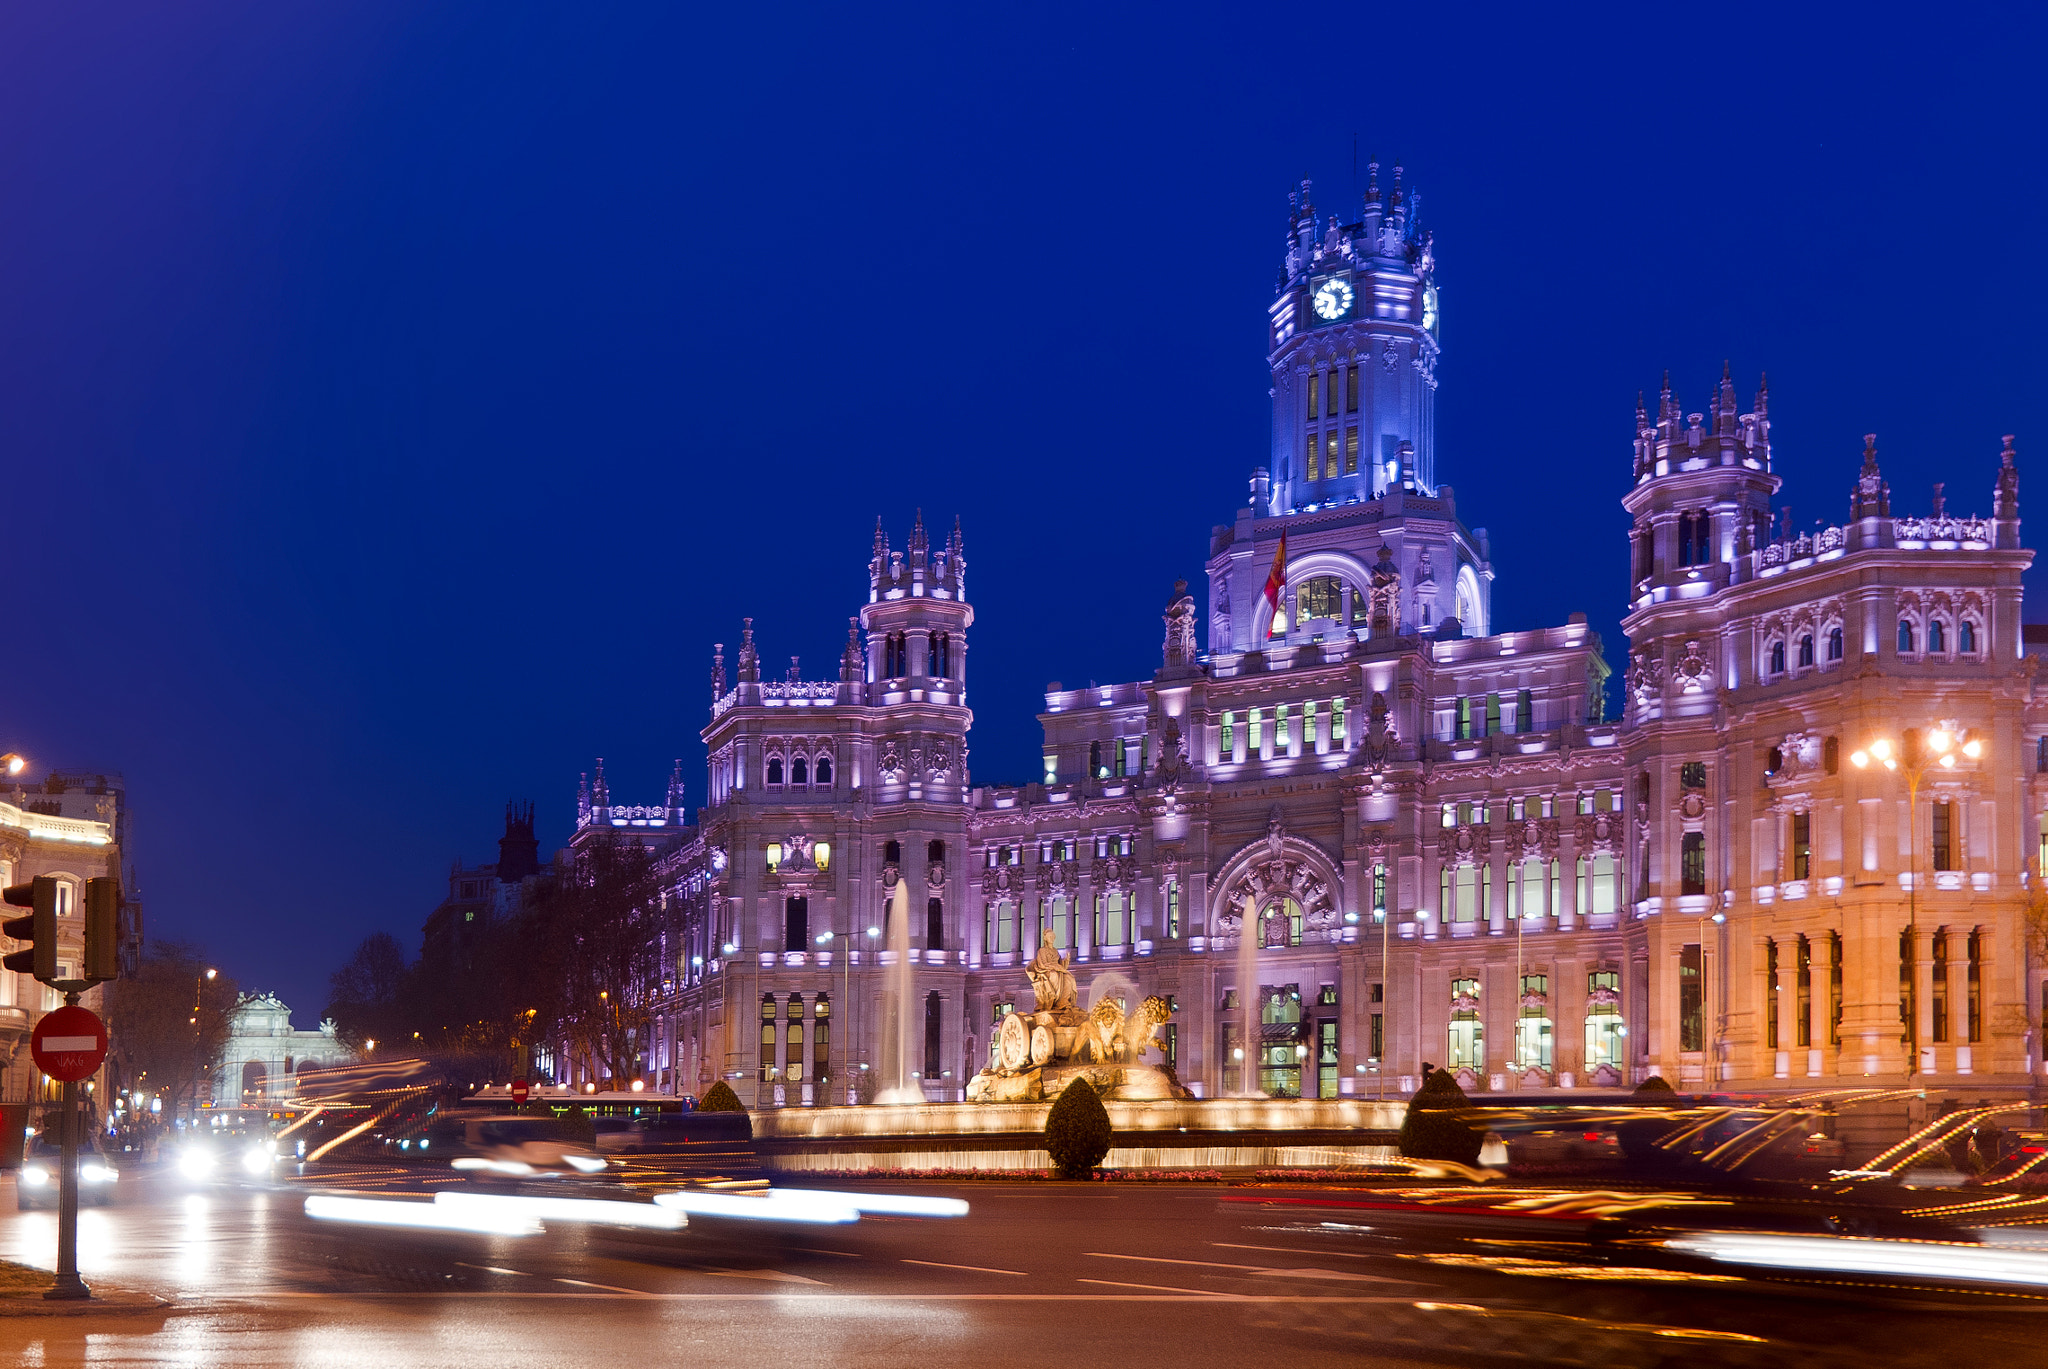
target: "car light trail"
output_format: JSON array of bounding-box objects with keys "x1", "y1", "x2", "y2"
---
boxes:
[
  {"x1": 433, "y1": 1192, "x2": 686, "y2": 1231},
  {"x1": 652, "y1": 1190, "x2": 861, "y2": 1224},
  {"x1": 304, "y1": 1194, "x2": 541, "y2": 1236},
  {"x1": 1666, "y1": 1232, "x2": 2048, "y2": 1286},
  {"x1": 785, "y1": 1188, "x2": 969, "y2": 1218}
]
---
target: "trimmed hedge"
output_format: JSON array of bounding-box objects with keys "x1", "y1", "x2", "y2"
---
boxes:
[
  {"x1": 1045, "y1": 1078, "x2": 1113, "y2": 1179},
  {"x1": 697, "y1": 1080, "x2": 747, "y2": 1113},
  {"x1": 1397, "y1": 1067, "x2": 1482, "y2": 1166}
]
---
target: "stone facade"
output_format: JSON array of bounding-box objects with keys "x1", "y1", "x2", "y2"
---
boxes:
[
  {"x1": 602, "y1": 174, "x2": 2040, "y2": 1106},
  {"x1": 213, "y1": 994, "x2": 349, "y2": 1105},
  {"x1": 0, "y1": 769, "x2": 136, "y2": 1102}
]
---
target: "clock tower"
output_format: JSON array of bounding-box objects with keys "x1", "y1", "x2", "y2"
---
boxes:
[{"x1": 1267, "y1": 165, "x2": 1439, "y2": 509}]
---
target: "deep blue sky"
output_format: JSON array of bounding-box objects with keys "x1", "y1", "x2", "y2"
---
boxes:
[{"x1": 2, "y1": 5, "x2": 2042, "y2": 1023}]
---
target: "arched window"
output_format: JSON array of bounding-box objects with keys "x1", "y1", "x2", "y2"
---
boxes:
[
  {"x1": 1295, "y1": 575, "x2": 1344, "y2": 626},
  {"x1": 767, "y1": 756, "x2": 784, "y2": 785},
  {"x1": 1960, "y1": 620, "x2": 1978, "y2": 654},
  {"x1": 1929, "y1": 620, "x2": 1946, "y2": 653},
  {"x1": 791, "y1": 756, "x2": 808, "y2": 785},
  {"x1": 1798, "y1": 635, "x2": 1814, "y2": 668},
  {"x1": 1898, "y1": 619, "x2": 1915, "y2": 653},
  {"x1": 816, "y1": 755, "x2": 833, "y2": 786},
  {"x1": 1827, "y1": 626, "x2": 1844, "y2": 661},
  {"x1": 1769, "y1": 640, "x2": 1785, "y2": 675},
  {"x1": 929, "y1": 633, "x2": 948, "y2": 678}
]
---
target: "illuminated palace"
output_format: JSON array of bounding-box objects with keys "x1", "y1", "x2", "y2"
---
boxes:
[{"x1": 604, "y1": 169, "x2": 2040, "y2": 1105}]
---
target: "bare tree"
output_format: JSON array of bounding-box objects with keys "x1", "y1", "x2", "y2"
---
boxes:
[
  {"x1": 104, "y1": 940, "x2": 246, "y2": 1121},
  {"x1": 324, "y1": 931, "x2": 412, "y2": 1054},
  {"x1": 529, "y1": 835, "x2": 662, "y2": 1085}
]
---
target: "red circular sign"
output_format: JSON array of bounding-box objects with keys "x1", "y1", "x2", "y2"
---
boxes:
[
  {"x1": 511, "y1": 1079, "x2": 529, "y2": 1104},
  {"x1": 31, "y1": 1005, "x2": 107, "y2": 1083}
]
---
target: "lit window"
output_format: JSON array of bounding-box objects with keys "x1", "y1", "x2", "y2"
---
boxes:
[
  {"x1": 1345, "y1": 427, "x2": 1359, "y2": 474},
  {"x1": 1960, "y1": 620, "x2": 1977, "y2": 654}
]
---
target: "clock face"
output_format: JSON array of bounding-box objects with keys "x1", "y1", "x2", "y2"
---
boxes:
[
  {"x1": 1311, "y1": 277, "x2": 1354, "y2": 321},
  {"x1": 1422, "y1": 283, "x2": 1439, "y2": 332}
]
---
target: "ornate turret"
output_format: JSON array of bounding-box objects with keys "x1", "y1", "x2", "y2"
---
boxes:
[
  {"x1": 1995, "y1": 434, "x2": 2021, "y2": 548},
  {"x1": 1851, "y1": 434, "x2": 1891, "y2": 520},
  {"x1": 710, "y1": 643, "x2": 726, "y2": 701},
  {"x1": 590, "y1": 757, "x2": 609, "y2": 813},
  {"x1": 664, "y1": 760, "x2": 685, "y2": 821}
]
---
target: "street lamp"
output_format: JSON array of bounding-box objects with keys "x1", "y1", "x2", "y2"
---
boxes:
[{"x1": 1850, "y1": 723, "x2": 1981, "y2": 1074}]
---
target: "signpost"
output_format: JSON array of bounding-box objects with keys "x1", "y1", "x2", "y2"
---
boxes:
[
  {"x1": 29, "y1": 1004, "x2": 108, "y2": 1301},
  {"x1": 511, "y1": 1078, "x2": 529, "y2": 1106}
]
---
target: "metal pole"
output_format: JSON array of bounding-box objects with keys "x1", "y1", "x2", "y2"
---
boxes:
[
  {"x1": 1380, "y1": 896, "x2": 1391, "y2": 1101},
  {"x1": 48, "y1": 990, "x2": 88, "y2": 1301}
]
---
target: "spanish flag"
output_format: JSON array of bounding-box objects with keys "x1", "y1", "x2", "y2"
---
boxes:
[{"x1": 1262, "y1": 532, "x2": 1287, "y2": 636}]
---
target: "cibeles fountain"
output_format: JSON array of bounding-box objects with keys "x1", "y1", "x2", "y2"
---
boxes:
[{"x1": 965, "y1": 930, "x2": 1193, "y2": 1103}]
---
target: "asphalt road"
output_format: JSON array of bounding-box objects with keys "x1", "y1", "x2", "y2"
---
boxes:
[{"x1": 0, "y1": 1165, "x2": 2044, "y2": 1367}]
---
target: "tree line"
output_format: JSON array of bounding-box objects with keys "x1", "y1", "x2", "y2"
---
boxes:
[{"x1": 323, "y1": 834, "x2": 672, "y2": 1090}]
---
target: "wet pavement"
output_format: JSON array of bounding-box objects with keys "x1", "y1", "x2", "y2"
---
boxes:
[{"x1": 0, "y1": 1163, "x2": 2043, "y2": 1365}]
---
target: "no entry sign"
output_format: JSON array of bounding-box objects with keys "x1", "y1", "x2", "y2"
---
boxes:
[
  {"x1": 511, "y1": 1079, "x2": 529, "y2": 1104},
  {"x1": 31, "y1": 1005, "x2": 107, "y2": 1083}
]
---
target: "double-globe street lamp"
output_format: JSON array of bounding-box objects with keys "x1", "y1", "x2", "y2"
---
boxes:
[{"x1": 1850, "y1": 722, "x2": 1981, "y2": 1075}]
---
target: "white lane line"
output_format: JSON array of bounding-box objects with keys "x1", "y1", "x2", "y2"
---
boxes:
[
  {"x1": 255, "y1": 1290, "x2": 1398, "y2": 1301},
  {"x1": 903, "y1": 1258, "x2": 1029, "y2": 1277},
  {"x1": 454, "y1": 1263, "x2": 531, "y2": 1277},
  {"x1": 1085, "y1": 1252, "x2": 1267, "y2": 1273},
  {"x1": 693, "y1": 1267, "x2": 828, "y2": 1285},
  {"x1": 1250, "y1": 1266, "x2": 1406, "y2": 1284},
  {"x1": 555, "y1": 1278, "x2": 651, "y2": 1295},
  {"x1": 795, "y1": 1248, "x2": 861, "y2": 1258},
  {"x1": 1212, "y1": 1242, "x2": 1377, "y2": 1260},
  {"x1": 1075, "y1": 1278, "x2": 1238, "y2": 1297}
]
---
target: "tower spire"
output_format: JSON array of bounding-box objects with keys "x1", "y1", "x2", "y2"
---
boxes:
[{"x1": 1851, "y1": 433, "x2": 1891, "y2": 520}]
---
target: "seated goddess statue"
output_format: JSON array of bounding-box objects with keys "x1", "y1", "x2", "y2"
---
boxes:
[{"x1": 1025, "y1": 929, "x2": 1077, "y2": 1014}]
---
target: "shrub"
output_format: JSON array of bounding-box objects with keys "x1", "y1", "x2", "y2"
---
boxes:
[
  {"x1": 1397, "y1": 1067, "x2": 1482, "y2": 1166},
  {"x1": 556, "y1": 1105, "x2": 595, "y2": 1142},
  {"x1": 697, "y1": 1081, "x2": 747, "y2": 1113},
  {"x1": 1045, "y1": 1078, "x2": 1113, "y2": 1179}
]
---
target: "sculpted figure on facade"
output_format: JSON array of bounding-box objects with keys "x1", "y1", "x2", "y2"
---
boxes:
[
  {"x1": 1163, "y1": 579, "x2": 1198, "y2": 668},
  {"x1": 1025, "y1": 929, "x2": 1077, "y2": 1014},
  {"x1": 1368, "y1": 544, "x2": 1401, "y2": 636}
]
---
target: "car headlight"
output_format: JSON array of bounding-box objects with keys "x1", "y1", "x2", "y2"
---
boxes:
[
  {"x1": 242, "y1": 1148, "x2": 270, "y2": 1175},
  {"x1": 564, "y1": 1154, "x2": 607, "y2": 1174},
  {"x1": 20, "y1": 1166, "x2": 48, "y2": 1187},
  {"x1": 178, "y1": 1149, "x2": 215, "y2": 1180},
  {"x1": 82, "y1": 1164, "x2": 117, "y2": 1184}
]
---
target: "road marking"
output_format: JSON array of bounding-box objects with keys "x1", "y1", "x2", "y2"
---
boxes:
[
  {"x1": 251, "y1": 1291, "x2": 1405, "y2": 1301},
  {"x1": 555, "y1": 1278, "x2": 651, "y2": 1295},
  {"x1": 1075, "y1": 1278, "x2": 1238, "y2": 1297},
  {"x1": 693, "y1": 1267, "x2": 828, "y2": 1285},
  {"x1": 454, "y1": 1263, "x2": 530, "y2": 1277},
  {"x1": 903, "y1": 1258, "x2": 1028, "y2": 1277},
  {"x1": 794, "y1": 1248, "x2": 861, "y2": 1258},
  {"x1": 1250, "y1": 1266, "x2": 1404, "y2": 1283},
  {"x1": 1212, "y1": 1241, "x2": 1377, "y2": 1260},
  {"x1": 1085, "y1": 1252, "x2": 1268, "y2": 1273}
]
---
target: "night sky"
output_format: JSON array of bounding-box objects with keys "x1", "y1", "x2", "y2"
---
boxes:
[{"x1": 2, "y1": 5, "x2": 2042, "y2": 1023}]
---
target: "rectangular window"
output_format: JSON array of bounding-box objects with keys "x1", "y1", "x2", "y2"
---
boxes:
[
  {"x1": 1792, "y1": 811, "x2": 1811, "y2": 881},
  {"x1": 1797, "y1": 936, "x2": 1812, "y2": 1047},
  {"x1": 1679, "y1": 944, "x2": 1704, "y2": 1052},
  {"x1": 1306, "y1": 372, "x2": 1319, "y2": 419},
  {"x1": 1518, "y1": 688, "x2": 1534, "y2": 733},
  {"x1": 1932, "y1": 802, "x2": 1954, "y2": 872},
  {"x1": 1900, "y1": 929, "x2": 1915, "y2": 1046},
  {"x1": 1344, "y1": 427, "x2": 1359, "y2": 474},
  {"x1": 1830, "y1": 932, "x2": 1843, "y2": 1046},
  {"x1": 1371, "y1": 865, "x2": 1388, "y2": 916},
  {"x1": 1968, "y1": 930, "x2": 1982, "y2": 1042},
  {"x1": 1326, "y1": 429, "x2": 1340, "y2": 475},
  {"x1": 813, "y1": 998, "x2": 830, "y2": 1083},
  {"x1": 1043, "y1": 753, "x2": 1057, "y2": 785},
  {"x1": 1766, "y1": 939, "x2": 1780, "y2": 1050},
  {"x1": 1456, "y1": 697, "x2": 1472, "y2": 740},
  {"x1": 1345, "y1": 364, "x2": 1359, "y2": 413},
  {"x1": 1276, "y1": 703, "x2": 1291, "y2": 748},
  {"x1": 1317, "y1": 1019, "x2": 1339, "y2": 1099},
  {"x1": 1932, "y1": 931, "x2": 1950, "y2": 1043},
  {"x1": 1303, "y1": 699, "x2": 1318, "y2": 749},
  {"x1": 1370, "y1": 1012, "x2": 1384, "y2": 1060},
  {"x1": 1113, "y1": 738, "x2": 1126, "y2": 778},
  {"x1": 785, "y1": 896, "x2": 809, "y2": 950},
  {"x1": 1221, "y1": 711, "x2": 1235, "y2": 757},
  {"x1": 1249, "y1": 708, "x2": 1263, "y2": 751},
  {"x1": 1166, "y1": 883, "x2": 1181, "y2": 939},
  {"x1": 1331, "y1": 697, "x2": 1345, "y2": 741},
  {"x1": 1485, "y1": 693, "x2": 1502, "y2": 737},
  {"x1": 1305, "y1": 431, "x2": 1318, "y2": 481},
  {"x1": 1680, "y1": 832, "x2": 1706, "y2": 896}
]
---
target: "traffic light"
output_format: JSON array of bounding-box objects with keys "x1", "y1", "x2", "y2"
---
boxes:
[
  {"x1": 83, "y1": 877, "x2": 120, "y2": 985},
  {"x1": 2, "y1": 876, "x2": 57, "y2": 983}
]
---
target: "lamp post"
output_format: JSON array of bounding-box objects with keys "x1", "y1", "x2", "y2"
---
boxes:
[
  {"x1": 1697, "y1": 911, "x2": 1726, "y2": 1084},
  {"x1": 189, "y1": 968, "x2": 217, "y2": 1118},
  {"x1": 814, "y1": 929, "x2": 865, "y2": 1104},
  {"x1": 1850, "y1": 723, "x2": 1980, "y2": 1075}
]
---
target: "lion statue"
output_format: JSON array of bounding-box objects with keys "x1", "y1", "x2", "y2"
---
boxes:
[
  {"x1": 1129, "y1": 996, "x2": 1172, "y2": 1061},
  {"x1": 1077, "y1": 999, "x2": 1128, "y2": 1064}
]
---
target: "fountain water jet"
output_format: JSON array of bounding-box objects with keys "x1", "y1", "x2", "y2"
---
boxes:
[
  {"x1": 874, "y1": 877, "x2": 925, "y2": 1104},
  {"x1": 1236, "y1": 893, "x2": 1265, "y2": 1096}
]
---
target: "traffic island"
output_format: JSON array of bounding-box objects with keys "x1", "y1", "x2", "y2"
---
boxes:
[{"x1": 0, "y1": 1260, "x2": 168, "y2": 1317}]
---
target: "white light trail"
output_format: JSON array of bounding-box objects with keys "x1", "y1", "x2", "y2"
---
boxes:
[
  {"x1": 304, "y1": 1194, "x2": 541, "y2": 1236},
  {"x1": 434, "y1": 1192, "x2": 686, "y2": 1231},
  {"x1": 653, "y1": 1189, "x2": 861, "y2": 1225},
  {"x1": 1667, "y1": 1231, "x2": 2048, "y2": 1286}
]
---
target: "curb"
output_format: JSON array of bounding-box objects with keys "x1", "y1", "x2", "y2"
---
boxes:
[{"x1": 0, "y1": 1289, "x2": 170, "y2": 1318}]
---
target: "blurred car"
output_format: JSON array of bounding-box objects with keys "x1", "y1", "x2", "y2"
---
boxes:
[
  {"x1": 1505, "y1": 1126, "x2": 1623, "y2": 1165},
  {"x1": 18, "y1": 1137, "x2": 118, "y2": 1209},
  {"x1": 452, "y1": 1116, "x2": 608, "y2": 1177},
  {"x1": 591, "y1": 1116, "x2": 636, "y2": 1154},
  {"x1": 622, "y1": 1110, "x2": 752, "y2": 1153}
]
